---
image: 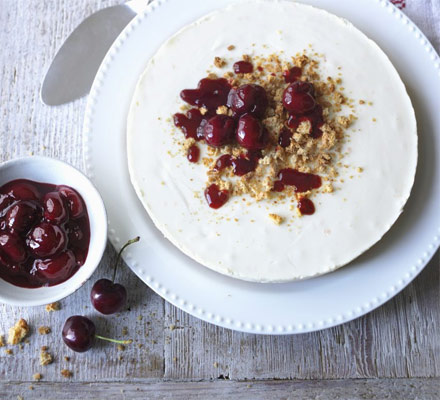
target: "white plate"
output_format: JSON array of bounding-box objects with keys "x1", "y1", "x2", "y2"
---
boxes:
[{"x1": 84, "y1": 0, "x2": 440, "y2": 334}]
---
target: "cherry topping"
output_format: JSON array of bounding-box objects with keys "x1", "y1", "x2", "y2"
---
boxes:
[
  {"x1": 283, "y1": 66, "x2": 302, "y2": 83},
  {"x1": 58, "y1": 186, "x2": 85, "y2": 219},
  {"x1": 0, "y1": 194, "x2": 13, "y2": 214},
  {"x1": 282, "y1": 81, "x2": 316, "y2": 114},
  {"x1": 5, "y1": 200, "x2": 41, "y2": 233},
  {"x1": 236, "y1": 114, "x2": 268, "y2": 150},
  {"x1": 43, "y1": 192, "x2": 68, "y2": 224},
  {"x1": 298, "y1": 197, "x2": 315, "y2": 215},
  {"x1": 187, "y1": 144, "x2": 200, "y2": 163},
  {"x1": 287, "y1": 104, "x2": 324, "y2": 139},
  {"x1": 180, "y1": 78, "x2": 231, "y2": 111},
  {"x1": 278, "y1": 127, "x2": 293, "y2": 148},
  {"x1": 227, "y1": 84, "x2": 268, "y2": 118},
  {"x1": 27, "y1": 222, "x2": 66, "y2": 258},
  {"x1": 203, "y1": 115, "x2": 235, "y2": 147},
  {"x1": 204, "y1": 184, "x2": 229, "y2": 209},
  {"x1": 274, "y1": 169, "x2": 322, "y2": 193},
  {"x1": 173, "y1": 109, "x2": 206, "y2": 141},
  {"x1": 0, "y1": 232, "x2": 26, "y2": 264},
  {"x1": 62, "y1": 316, "x2": 132, "y2": 353},
  {"x1": 2, "y1": 180, "x2": 40, "y2": 201},
  {"x1": 33, "y1": 250, "x2": 76, "y2": 283},
  {"x1": 233, "y1": 61, "x2": 254, "y2": 74},
  {"x1": 91, "y1": 237, "x2": 139, "y2": 315},
  {"x1": 214, "y1": 154, "x2": 233, "y2": 171}
]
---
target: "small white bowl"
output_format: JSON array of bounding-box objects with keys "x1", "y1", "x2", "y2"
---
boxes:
[{"x1": 0, "y1": 156, "x2": 107, "y2": 306}]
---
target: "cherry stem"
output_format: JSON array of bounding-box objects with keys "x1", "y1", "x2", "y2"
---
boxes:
[
  {"x1": 95, "y1": 335, "x2": 133, "y2": 345},
  {"x1": 112, "y1": 236, "x2": 140, "y2": 283}
]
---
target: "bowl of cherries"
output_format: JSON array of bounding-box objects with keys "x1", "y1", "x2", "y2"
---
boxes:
[{"x1": 0, "y1": 156, "x2": 107, "y2": 306}]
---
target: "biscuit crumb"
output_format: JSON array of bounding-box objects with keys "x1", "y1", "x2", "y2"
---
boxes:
[
  {"x1": 45, "y1": 302, "x2": 60, "y2": 312},
  {"x1": 216, "y1": 105, "x2": 229, "y2": 115},
  {"x1": 0, "y1": 335, "x2": 4, "y2": 347},
  {"x1": 359, "y1": 99, "x2": 365, "y2": 104},
  {"x1": 200, "y1": 107, "x2": 208, "y2": 115},
  {"x1": 214, "y1": 57, "x2": 226, "y2": 68},
  {"x1": 8, "y1": 319, "x2": 29, "y2": 345},
  {"x1": 33, "y1": 373, "x2": 42, "y2": 381},
  {"x1": 268, "y1": 213, "x2": 284, "y2": 225},
  {"x1": 227, "y1": 45, "x2": 235, "y2": 51},
  {"x1": 64, "y1": 356, "x2": 70, "y2": 362},
  {"x1": 61, "y1": 369, "x2": 73, "y2": 378},
  {"x1": 38, "y1": 326, "x2": 51, "y2": 335},
  {"x1": 357, "y1": 167, "x2": 364, "y2": 173},
  {"x1": 40, "y1": 349, "x2": 53, "y2": 366},
  {"x1": 5, "y1": 348, "x2": 13, "y2": 355}
]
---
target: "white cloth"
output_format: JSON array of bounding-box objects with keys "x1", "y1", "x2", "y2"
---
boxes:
[{"x1": 390, "y1": 0, "x2": 440, "y2": 51}]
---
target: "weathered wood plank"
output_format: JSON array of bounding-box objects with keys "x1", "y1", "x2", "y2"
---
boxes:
[
  {"x1": 164, "y1": 252, "x2": 440, "y2": 380},
  {"x1": 1, "y1": 379, "x2": 440, "y2": 400}
]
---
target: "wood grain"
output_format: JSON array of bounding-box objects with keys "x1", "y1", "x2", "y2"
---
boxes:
[{"x1": 0, "y1": 0, "x2": 439, "y2": 396}]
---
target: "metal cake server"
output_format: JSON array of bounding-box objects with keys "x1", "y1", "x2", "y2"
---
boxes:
[{"x1": 41, "y1": 0, "x2": 148, "y2": 106}]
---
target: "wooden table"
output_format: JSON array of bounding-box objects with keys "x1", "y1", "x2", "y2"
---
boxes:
[{"x1": 0, "y1": 1, "x2": 439, "y2": 398}]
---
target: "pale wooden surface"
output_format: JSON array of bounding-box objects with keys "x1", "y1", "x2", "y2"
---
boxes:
[{"x1": 0, "y1": 1, "x2": 439, "y2": 399}]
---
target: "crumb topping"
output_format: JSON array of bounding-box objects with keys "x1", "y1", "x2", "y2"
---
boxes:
[
  {"x1": 268, "y1": 213, "x2": 284, "y2": 225},
  {"x1": 45, "y1": 302, "x2": 60, "y2": 312},
  {"x1": 40, "y1": 348, "x2": 53, "y2": 366}
]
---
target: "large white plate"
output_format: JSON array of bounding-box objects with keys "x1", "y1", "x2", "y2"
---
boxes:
[{"x1": 84, "y1": 0, "x2": 440, "y2": 334}]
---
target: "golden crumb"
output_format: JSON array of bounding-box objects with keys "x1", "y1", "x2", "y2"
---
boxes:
[
  {"x1": 268, "y1": 213, "x2": 284, "y2": 225},
  {"x1": 38, "y1": 326, "x2": 51, "y2": 335},
  {"x1": 45, "y1": 302, "x2": 60, "y2": 312},
  {"x1": 216, "y1": 105, "x2": 229, "y2": 115},
  {"x1": 41, "y1": 345, "x2": 48, "y2": 351},
  {"x1": 242, "y1": 54, "x2": 251, "y2": 62},
  {"x1": 61, "y1": 369, "x2": 73, "y2": 378},
  {"x1": 199, "y1": 107, "x2": 208, "y2": 115},
  {"x1": 5, "y1": 348, "x2": 13, "y2": 355},
  {"x1": 0, "y1": 335, "x2": 4, "y2": 347},
  {"x1": 357, "y1": 167, "x2": 364, "y2": 173},
  {"x1": 323, "y1": 184, "x2": 334, "y2": 193},
  {"x1": 337, "y1": 116, "x2": 351, "y2": 129},
  {"x1": 64, "y1": 356, "x2": 70, "y2": 362},
  {"x1": 359, "y1": 99, "x2": 365, "y2": 104},
  {"x1": 214, "y1": 56, "x2": 226, "y2": 68},
  {"x1": 8, "y1": 319, "x2": 29, "y2": 345},
  {"x1": 227, "y1": 45, "x2": 235, "y2": 51},
  {"x1": 33, "y1": 373, "x2": 42, "y2": 381},
  {"x1": 207, "y1": 72, "x2": 218, "y2": 79},
  {"x1": 40, "y1": 349, "x2": 53, "y2": 366}
]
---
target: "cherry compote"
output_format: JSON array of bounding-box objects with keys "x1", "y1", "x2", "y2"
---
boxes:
[{"x1": 0, "y1": 179, "x2": 90, "y2": 288}]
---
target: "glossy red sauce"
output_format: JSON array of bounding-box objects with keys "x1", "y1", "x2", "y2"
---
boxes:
[
  {"x1": 274, "y1": 169, "x2": 322, "y2": 193},
  {"x1": 187, "y1": 144, "x2": 200, "y2": 163},
  {"x1": 0, "y1": 179, "x2": 90, "y2": 288},
  {"x1": 233, "y1": 61, "x2": 254, "y2": 74},
  {"x1": 298, "y1": 197, "x2": 315, "y2": 215},
  {"x1": 204, "y1": 184, "x2": 229, "y2": 209}
]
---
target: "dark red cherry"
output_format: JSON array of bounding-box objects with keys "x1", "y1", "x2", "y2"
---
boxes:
[
  {"x1": 5, "y1": 200, "x2": 41, "y2": 233},
  {"x1": 282, "y1": 82, "x2": 316, "y2": 114},
  {"x1": 3, "y1": 180, "x2": 40, "y2": 201},
  {"x1": 204, "y1": 184, "x2": 229, "y2": 209},
  {"x1": 180, "y1": 78, "x2": 231, "y2": 111},
  {"x1": 27, "y1": 222, "x2": 66, "y2": 258},
  {"x1": 0, "y1": 232, "x2": 26, "y2": 264},
  {"x1": 236, "y1": 114, "x2": 268, "y2": 150},
  {"x1": 65, "y1": 221, "x2": 84, "y2": 247},
  {"x1": 91, "y1": 279, "x2": 127, "y2": 315},
  {"x1": 278, "y1": 127, "x2": 293, "y2": 148},
  {"x1": 58, "y1": 186, "x2": 85, "y2": 219},
  {"x1": 214, "y1": 154, "x2": 233, "y2": 171},
  {"x1": 33, "y1": 250, "x2": 75, "y2": 283},
  {"x1": 43, "y1": 192, "x2": 68, "y2": 224},
  {"x1": 187, "y1": 144, "x2": 200, "y2": 163},
  {"x1": 62, "y1": 316, "x2": 96, "y2": 353},
  {"x1": 298, "y1": 197, "x2": 315, "y2": 215},
  {"x1": 203, "y1": 115, "x2": 235, "y2": 147},
  {"x1": 227, "y1": 84, "x2": 268, "y2": 118},
  {"x1": 233, "y1": 61, "x2": 254, "y2": 74}
]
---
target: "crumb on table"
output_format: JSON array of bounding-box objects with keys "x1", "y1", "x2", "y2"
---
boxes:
[
  {"x1": 40, "y1": 348, "x2": 53, "y2": 366},
  {"x1": 61, "y1": 369, "x2": 73, "y2": 378},
  {"x1": 8, "y1": 319, "x2": 29, "y2": 345},
  {"x1": 45, "y1": 302, "x2": 60, "y2": 312},
  {"x1": 38, "y1": 326, "x2": 51, "y2": 335},
  {"x1": 268, "y1": 213, "x2": 284, "y2": 225}
]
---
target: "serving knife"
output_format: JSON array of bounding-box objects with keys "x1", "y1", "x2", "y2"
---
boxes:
[{"x1": 41, "y1": 0, "x2": 149, "y2": 106}]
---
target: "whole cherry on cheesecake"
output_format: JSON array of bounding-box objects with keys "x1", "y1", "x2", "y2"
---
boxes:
[
  {"x1": 227, "y1": 84, "x2": 268, "y2": 118},
  {"x1": 62, "y1": 315, "x2": 132, "y2": 353},
  {"x1": 203, "y1": 115, "x2": 235, "y2": 147},
  {"x1": 282, "y1": 81, "x2": 316, "y2": 114},
  {"x1": 236, "y1": 114, "x2": 268, "y2": 150},
  {"x1": 90, "y1": 237, "x2": 140, "y2": 315}
]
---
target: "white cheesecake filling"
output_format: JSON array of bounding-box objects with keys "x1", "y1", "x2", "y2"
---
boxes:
[{"x1": 127, "y1": 0, "x2": 417, "y2": 282}]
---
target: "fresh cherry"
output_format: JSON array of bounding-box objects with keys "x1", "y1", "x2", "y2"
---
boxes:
[
  {"x1": 62, "y1": 316, "x2": 132, "y2": 353},
  {"x1": 5, "y1": 200, "x2": 41, "y2": 233},
  {"x1": 227, "y1": 84, "x2": 268, "y2": 118},
  {"x1": 0, "y1": 232, "x2": 26, "y2": 264},
  {"x1": 236, "y1": 114, "x2": 268, "y2": 150},
  {"x1": 32, "y1": 250, "x2": 75, "y2": 283},
  {"x1": 203, "y1": 115, "x2": 235, "y2": 147},
  {"x1": 43, "y1": 192, "x2": 68, "y2": 224},
  {"x1": 27, "y1": 222, "x2": 66, "y2": 258},
  {"x1": 180, "y1": 78, "x2": 231, "y2": 111},
  {"x1": 282, "y1": 81, "x2": 316, "y2": 114},
  {"x1": 91, "y1": 237, "x2": 140, "y2": 315},
  {"x1": 58, "y1": 186, "x2": 85, "y2": 219}
]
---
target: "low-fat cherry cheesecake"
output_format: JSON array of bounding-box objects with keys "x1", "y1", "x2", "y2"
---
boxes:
[{"x1": 127, "y1": 1, "x2": 417, "y2": 282}]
